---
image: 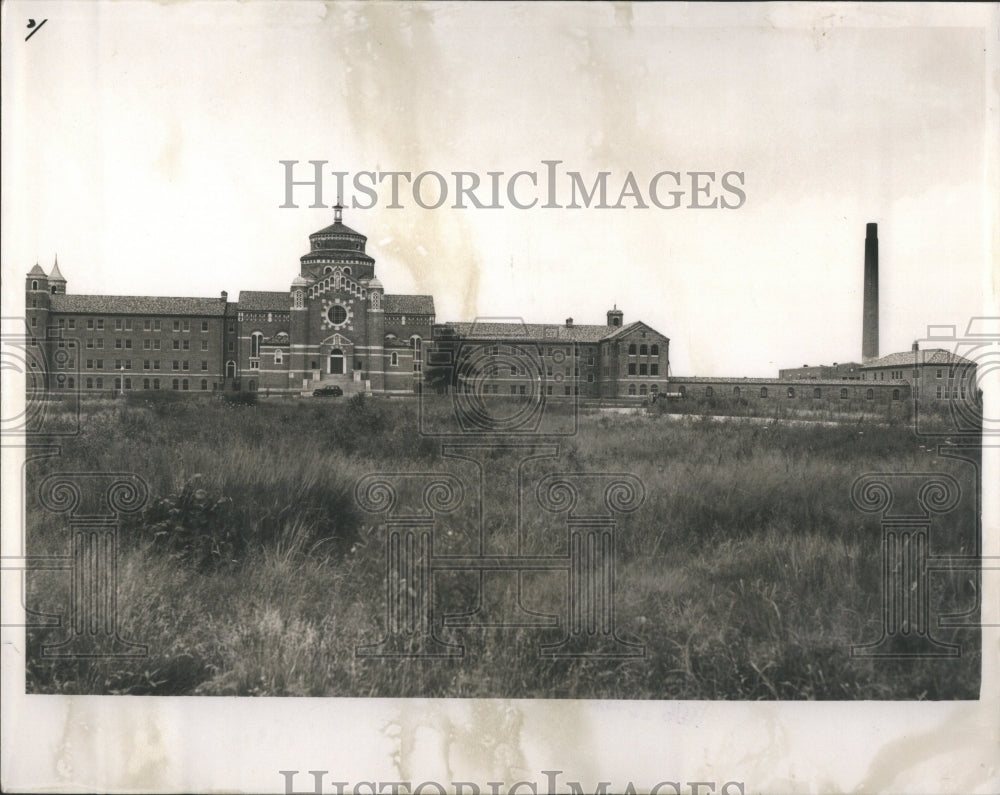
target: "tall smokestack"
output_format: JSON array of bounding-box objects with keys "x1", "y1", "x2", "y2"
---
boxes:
[{"x1": 862, "y1": 222, "x2": 879, "y2": 362}]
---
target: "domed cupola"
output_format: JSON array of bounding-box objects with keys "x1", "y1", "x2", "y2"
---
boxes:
[{"x1": 300, "y1": 203, "x2": 375, "y2": 281}]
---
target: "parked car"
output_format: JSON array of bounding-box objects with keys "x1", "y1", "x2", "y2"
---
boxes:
[{"x1": 312, "y1": 385, "x2": 343, "y2": 397}]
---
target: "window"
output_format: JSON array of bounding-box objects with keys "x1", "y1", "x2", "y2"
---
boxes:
[
  {"x1": 840, "y1": 388, "x2": 849, "y2": 399},
  {"x1": 866, "y1": 389, "x2": 874, "y2": 400},
  {"x1": 201, "y1": 379, "x2": 208, "y2": 391},
  {"x1": 628, "y1": 384, "x2": 637, "y2": 395},
  {"x1": 628, "y1": 344, "x2": 637, "y2": 355},
  {"x1": 706, "y1": 386, "x2": 714, "y2": 397},
  {"x1": 760, "y1": 387, "x2": 768, "y2": 398},
  {"x1": 786, "y1": 387, "x2": 795, "y2": 398},
  {"x1": 813, "y1": 387, "x2": 821, "y2": 399}
]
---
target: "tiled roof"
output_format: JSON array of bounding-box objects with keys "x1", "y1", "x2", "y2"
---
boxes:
[
  {"x1": 237, "y1": 291, "x2": 289, "y2": 311},
  {"x1": 862, "y1": 349, "x2": 976, "y2": 368},
  {"x1": 442, "y1": 321, "x2": 615, "y2": 343},
  {"x1": 49, "y1": 294, "x2": 228, "y2": 316},
  {"x1": 384, "y1": 294, "x2": 435, "y2": 315}
]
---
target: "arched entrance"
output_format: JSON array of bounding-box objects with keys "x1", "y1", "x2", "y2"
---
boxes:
[{"x1": 329, "y1": 348, "x2": 345, "y2": 375}]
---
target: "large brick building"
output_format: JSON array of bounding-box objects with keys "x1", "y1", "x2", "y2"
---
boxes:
[{"x1": 24, "y1": 207, "x2": 669, "y2": 399}]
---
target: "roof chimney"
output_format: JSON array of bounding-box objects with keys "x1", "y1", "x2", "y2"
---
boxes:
[
  {"x1": 565, "y1": 317, "x2": 573, "y2": 328},
  {"x1": 862, "y1": 222, "x2": 879, "y2": 363}
]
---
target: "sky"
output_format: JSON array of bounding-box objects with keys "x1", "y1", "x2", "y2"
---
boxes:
[{"x1": 2, "y1": 2, "x2": 995, "y2": 376}]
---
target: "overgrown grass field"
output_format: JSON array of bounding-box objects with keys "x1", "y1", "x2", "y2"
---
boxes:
[{"x1": 25, "y1": 395, "x2": 980, "y2": 698}]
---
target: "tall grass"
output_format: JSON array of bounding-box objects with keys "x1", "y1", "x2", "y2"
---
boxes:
[{"x1": 25, "y1": 397, "x2": 980, "y2": 698}]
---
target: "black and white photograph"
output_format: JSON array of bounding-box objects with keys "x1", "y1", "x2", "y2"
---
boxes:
[{"x1": 2, "y1": 2, "x2": 998, "y2": 793}]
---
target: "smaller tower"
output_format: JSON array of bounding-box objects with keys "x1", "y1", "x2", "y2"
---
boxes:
[
  {"x1": 607, "y1": 305, "x2": 623, "y2": 327},
  {"x1": 48, "y1": 256, "x2": 67, "y2": 295}
]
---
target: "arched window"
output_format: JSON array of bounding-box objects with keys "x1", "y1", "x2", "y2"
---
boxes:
[
  {"x1": 226, "y1": 360, "x2": 236, "y2": 378},
  {"x1": 639, "y1": 384, "x2": 648, "y2": 396},
  {"x1": 787, "y1": 387, "x2": 795, "y2": 398},
  {"x1": 330, "y1": 348, "x2": 345, "y2": 374},
  {"x1": 760, "y1": 387, "x2": 768, "y2": 398},
  {"x1": 250, "y1": 332, "x2": 263, "y2": 359},
  {"x1": 201, "y1": 379, "x2": 208, "y2": 391},
  {"x1": 840, "y1": 388, "x2": 849, "y2": 399},
  {"x1": 813, "y1": 387, "x2": 821, "y2": 398},
  {"x1": 892, "y1": 389, "x2": 900, "y2": 401},
  {"x1": 651, "y1": 344, "x2": 659, "y2": 356},
  {"x1": 274, "y1": 349, "x2": 283, "y2": 364},
  {"x1": 628, "y1": 383, "x2": 636, "y2": 395},
  {"x1": 733, "y1": 386, "x2": 740, "y2": 397},
  {"x1": 639, "y1": 344, "x2": 648, "y2": 356},
  {"x1": 706, "y1": 386, "x2": 714, "y2": 397},
  {"x1": 866, "y1": 389, "x2": 874, "y2": 400}
]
